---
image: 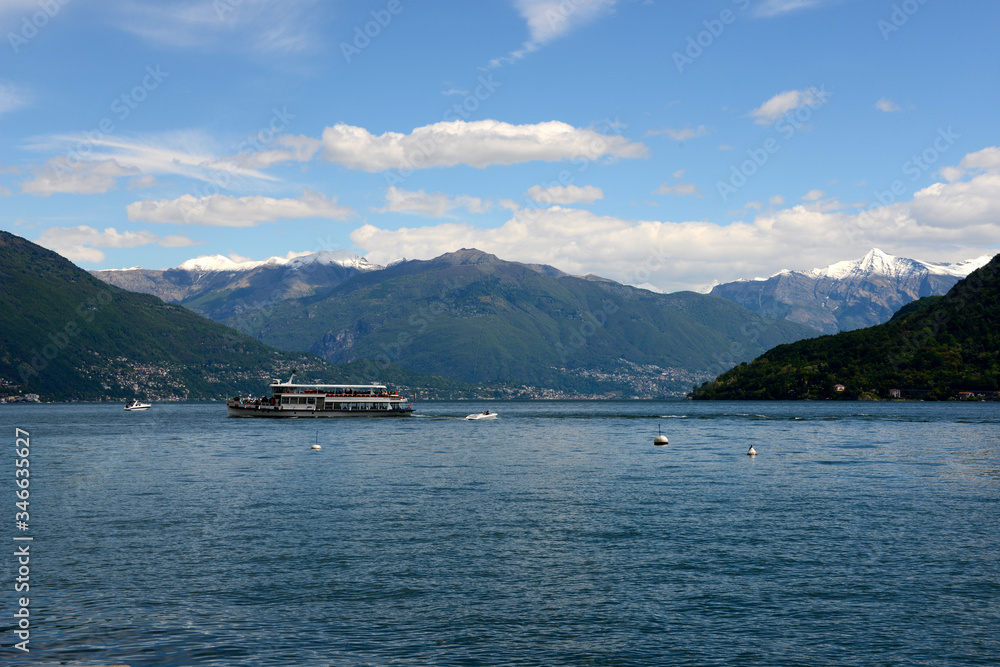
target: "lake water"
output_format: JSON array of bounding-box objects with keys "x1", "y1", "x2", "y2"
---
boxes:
[{"x1": 3, "y1": 400, "x2": 998, "y2": 666}]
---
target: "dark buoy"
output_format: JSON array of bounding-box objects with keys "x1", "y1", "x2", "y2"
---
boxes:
[{"x1": 654, "y1": 424, "x2": 669, "y2": 446}]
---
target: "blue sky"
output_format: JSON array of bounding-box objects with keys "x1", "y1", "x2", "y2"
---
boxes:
[{"x1": 2, "y1": 0, "x2": 999, "y2": 291}]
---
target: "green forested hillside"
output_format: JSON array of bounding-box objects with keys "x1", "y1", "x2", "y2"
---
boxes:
[
  {"x1": 0, "y1": 232, "x2": 340, "y2": 400},
  {"x1": 691, "y1": 254, "x2": 1000, "y2": 400},
  {"x1": 225, "y1": 249, "x2": 817, "y2": 394}
]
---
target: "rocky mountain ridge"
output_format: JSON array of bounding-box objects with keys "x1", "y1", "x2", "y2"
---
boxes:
[{"x1": 711, "y1": 248, "x2": 990, "y2": 334}]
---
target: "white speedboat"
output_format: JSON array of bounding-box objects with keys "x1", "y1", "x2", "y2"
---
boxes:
[
  {"x1": 465, "y1": 410, "x2": 498, "y2": 420},
  {"x1": 124, "y1": 400, "x2": 151, "y2": 411}
]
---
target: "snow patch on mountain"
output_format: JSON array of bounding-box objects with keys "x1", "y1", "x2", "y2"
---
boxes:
[
  {"x1": 806, "y1": 248, "x2": 986, "y2": 280},
  {"x1": 172, "y1": 250, "x2": 382, "y2": 273},
  {"x1": 734, "y1": 248, "x2": 990, "y2": 284}
]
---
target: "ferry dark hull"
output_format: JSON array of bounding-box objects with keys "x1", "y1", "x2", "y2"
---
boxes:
[{"x1": 226, "y1": 403, "x2": 414, "y2": 418}]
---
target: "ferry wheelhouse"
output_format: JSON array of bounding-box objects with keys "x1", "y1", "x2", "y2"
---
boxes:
[{"x1": 226, "y1": 379, "x2": 413, "y2": 418}]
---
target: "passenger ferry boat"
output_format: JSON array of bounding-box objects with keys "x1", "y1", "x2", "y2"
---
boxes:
[{"x1": 226, "y1": 377, "x2": 414, "y2": 418}]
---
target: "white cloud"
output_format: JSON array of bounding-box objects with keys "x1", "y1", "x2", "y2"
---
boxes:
[
  {"x1": 489, "y1": 0, "x2": 617, "y2": 66},
  {"x1": 654, "y1": 182, "x2": 701, "y2": 197},
  {"x1": 21, "y1": 131, "x2": 278, "y2": 191},
  {"x1": 36, "y1": 225, "x2": 197, "y2": 263},
  {"x1": 349, "y1": 147, "x2": 1000, "y2": 292},
  {"x1": 0, "y1": 3, "x2": 41, "y2": 34},
  {"x1": 380, "y1": 187, "x2": 491, "y2": 218},
  {"x1": 516, "y1": 0, "x2": 615, "y2": 45},
  {"x1": 22, "y1": 121, "x2": 644, "y2": 190},
  {"x1": 320, "y1": 120, "x2": 648, "y2": 172},
  {"x1": 750, "y1": 88, "x2": 827, "y2": 125},
  {"x1": 875, "y1": 97, "x2": 902, "y2": 113},
  {"x1": 0, "y1": 0, "x2": 38, "y2": 15},
  {"x1": 227, "y1": 135, "x2": 321, "y2": 169},
  {"x1": 802, "y1": 189, "x2": 825, "y2": 201},
  {"x1": 21, "y1": 158, "x2": 138, "y2": 196},
  {"x1": 908, "y1": 171, "x2": 1000, "y2": 228},
  {"x1": 128, "y1": 174, "x2": 159, "y2": 190},
  {"x1": 769, "y1": 195, "x2": 785, "y2": 206},
  {"x1": 941, "y1": 146, "x2": 1000, "y2": 181},
  {"x1": 0, "y1": 82, "x2": 30, "y2": 115},
  {"x1": 127, "y1": 188, "x2": 354, "y2": 227},
  {"x1": 754, "y1": 0, "x2": 834, "y2": 17},
  {"x1": 646, "y1": 125, "x2": 709, "y2": 141},
  {"x1": 526, "y1": 184, "x2": 603, "y2": 205},
  {"x1": 113, "y1": 0, "x2": 323, "y2": 53},
  {"x1": 959, "y1": 146, "x2": 1000, "y2": 171}
]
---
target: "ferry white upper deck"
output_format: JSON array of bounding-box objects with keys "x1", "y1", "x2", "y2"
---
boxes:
[{"x1": 226, "y1": 379, "x2": 414, "y2": 418}]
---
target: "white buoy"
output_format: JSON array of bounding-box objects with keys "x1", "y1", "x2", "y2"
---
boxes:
[
  {"x1": 311, "y1": 444, "x2": 322, "y2": 450},
  {"x1": 747, "y1": 445, "x2": 757, "y2": 456},
  {"x1": 654, "y1": 424, "x2": 669, "y2": 446}
]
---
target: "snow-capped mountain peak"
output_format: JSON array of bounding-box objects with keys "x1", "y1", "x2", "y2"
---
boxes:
[
  {"x1": 920, "y1": 254, "x2": 992, "y2": 277},
  {"x1": 176, "y1": 255, "x2": 246, "y2": 272},
  {"x1": 809, "y1": 248, "x2": 914, "y2": 280},
  {"x1": 710, "y1": 247, "x2": 996, "y2": 335},
  {"x1": 172, "y1": 250, "x2": 382, "y2": 273},
  {"x1": 805, "y1": 248, "x2": 988, "y2": 281},
  {"x1": 286, "y1": 250, "x2": 382, "y2": 272}
]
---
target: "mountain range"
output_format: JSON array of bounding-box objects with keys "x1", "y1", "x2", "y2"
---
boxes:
[
  {"x1": 11, "y1": 234, "x2": 996, "y2": 400},
  {"x1": 225, "y1": 249, "x2": 823, "y2": 393},
  {"x1": 710, "y1": 248, "x2": 990, "y2": 334},
  {"x1": 96, "y1": 247, "x2": 990, "y2": 341},
  {"x1": 96, "y1": 247, "x2": 820, "y2": 396},
  {"x1": 692, "y1": 252, "x2": 1000, "y2": 401},
  {"x1": 88, "y1": 245, "x2": 993, "y2": 397},
  {"x1": 93, "y1": 250, "x2": 382, "y2": 322}
]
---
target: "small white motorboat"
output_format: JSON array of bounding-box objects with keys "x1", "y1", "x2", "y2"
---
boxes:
[
  {"x1": 465, "y1": 410, "x2": 498, "y2": 420},
  {"x1": 124, "y1": 400, "x2": 152, "y2": 411}
]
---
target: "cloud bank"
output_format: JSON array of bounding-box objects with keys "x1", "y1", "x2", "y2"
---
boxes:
[{"x1": 127, "y1": 188, "x2": 354, "y2": 226}]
